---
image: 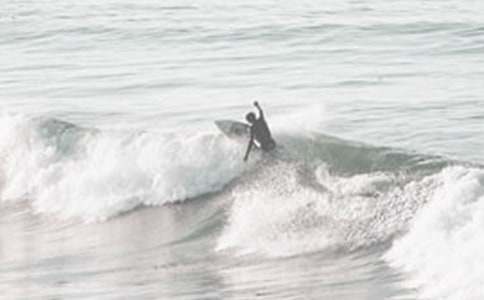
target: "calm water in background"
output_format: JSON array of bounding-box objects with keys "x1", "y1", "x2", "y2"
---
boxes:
[{"x1": 1, "y1": 0, "x2": 484, "y2": 299}]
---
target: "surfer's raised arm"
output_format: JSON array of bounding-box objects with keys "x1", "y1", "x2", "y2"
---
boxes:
[
  {"x1": 254, "y1": 101, "x2": 264, "y2": 119},
  {"x1": 243, "y1": 128, "x2": 255, "y2": 162}
]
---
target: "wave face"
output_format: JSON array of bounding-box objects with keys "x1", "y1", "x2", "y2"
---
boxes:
[
  {"x1": 0, "y1": 113, "x2": 247, "y2": 221},
  {"x1": 0, "y1": 112, "x2": 442, "y2": 226}
]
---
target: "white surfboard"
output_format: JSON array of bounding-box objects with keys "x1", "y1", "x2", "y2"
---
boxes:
[
  {"x1": 215, "y1": 119, "x2": 265, "y2": 151},
  {"x1": 215, "y1": 120, "x2": 250, "y2": 140}
]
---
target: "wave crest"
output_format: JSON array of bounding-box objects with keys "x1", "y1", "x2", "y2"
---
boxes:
[{"x1": 0, "y1": 113, "x2": 248, "y2": 221}]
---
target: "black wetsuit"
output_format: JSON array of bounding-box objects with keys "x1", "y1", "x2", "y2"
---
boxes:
[
  {"x1": 243, "y1": 103, "x2": 276, "y2": 162},
  {"x1": 250, "y1": 117, "x2": 276, "y2": 151}
]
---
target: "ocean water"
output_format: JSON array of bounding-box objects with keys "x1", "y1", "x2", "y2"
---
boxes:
[{"x1": 1, "y1": 0, "x2": 484, "y2": 299}]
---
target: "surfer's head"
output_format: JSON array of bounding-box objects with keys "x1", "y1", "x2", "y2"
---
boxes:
[{"x1": 245, "y1": 112, "x2": 256, "y2": 123}]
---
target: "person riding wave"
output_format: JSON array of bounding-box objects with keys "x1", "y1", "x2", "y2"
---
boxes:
[{"x1": 243, "y1": 101, "x2": 276, "y2": 162}]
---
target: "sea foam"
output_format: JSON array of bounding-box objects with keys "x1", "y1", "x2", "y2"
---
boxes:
[
  {"x1": 384, "y1": 166, "x2": 484, "y2": 300},
  {"x1": 0, "y1": 113, "x2": 249, "y2": 222},
  {"x1": 216, "y1": 161, "x2": 434, "y2": 257}
]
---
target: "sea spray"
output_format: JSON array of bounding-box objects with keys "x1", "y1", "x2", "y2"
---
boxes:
[{"x1": 217, "y1": 161, "x2": 433, "y2": 257}]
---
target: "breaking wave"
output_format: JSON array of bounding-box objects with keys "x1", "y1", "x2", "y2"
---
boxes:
[
  {"x1": 1, "y1": 112, "x2": 483, "y2": 299},
  {"x1": 385, "y1": 166, "x2": 484, "y2": 300},
  {"x1": 0, "y1": 113, "x2": 249, "y2": 221}
]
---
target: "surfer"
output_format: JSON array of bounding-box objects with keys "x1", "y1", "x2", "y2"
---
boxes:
[{"x1": 243, "y1": 101, "x2": 276, "y2": 162}]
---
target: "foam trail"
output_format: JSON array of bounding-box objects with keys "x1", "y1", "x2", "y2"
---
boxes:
[
  {"x1": 0, "y1": 113, "x2": 251, "y2": 222},
  {"x1": 384, "y1": 166, "x2": 484, "y2": 300},
  {"x1": 216, "y1": 161, "x2": 432, "y2": 258}
]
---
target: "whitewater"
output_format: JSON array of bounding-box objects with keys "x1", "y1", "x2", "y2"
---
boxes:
[{"x1": 1, "y1": 0, "x2": 484, "y2": 299}]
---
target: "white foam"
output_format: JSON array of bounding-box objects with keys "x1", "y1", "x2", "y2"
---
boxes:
[
  {"x1": 0, "y1": 113, "x2": 251, "y2": 222},
  {"x1": 384, "y1": 166, "x2": 484, "y2": 300},
  {"x1": 315, "y1": 164, "x2": 396, "y2": 196},
  {"x1": 216, "y1": 162, "x2": 431, "y2": 257},
  {"x1": 216, "y1": 162, "x2": 335, "y2": 257}
]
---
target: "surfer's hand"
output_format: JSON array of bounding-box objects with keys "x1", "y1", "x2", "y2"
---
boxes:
[
  {"x1": 243, "y1": 155, "x2": 248, "y2": 162},
  {"x1": 253, "y1": 101, "x2": 259, "y2": 107}
]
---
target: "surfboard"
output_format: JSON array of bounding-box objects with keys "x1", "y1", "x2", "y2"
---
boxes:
[{"x1": 215, "y1": 120, "x2": 250, "y2": 140}]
